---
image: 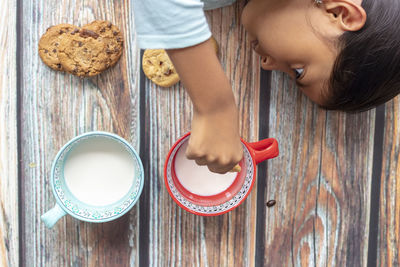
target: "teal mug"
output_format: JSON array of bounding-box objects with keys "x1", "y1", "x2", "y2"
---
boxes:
[{"x1": 41, "y1": 131, "x2": 144, "y2": 228}]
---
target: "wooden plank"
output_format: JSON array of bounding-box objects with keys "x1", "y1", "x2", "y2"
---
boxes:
[
  {"x1": 141, "y1": 1, "x2": 260, "y2": 266},
  {"x1": 20, "y1": 1, "x2": 141, "y2": 266},
  {"x1": 0, "y1": 0, "x2": 19, "y2": 266},
  {"x1": 263, "y1": 71, "x2": 375, "y2": 266},
  {"x1": 378, "y1": 97, "x2": 400, "y2": 266}
]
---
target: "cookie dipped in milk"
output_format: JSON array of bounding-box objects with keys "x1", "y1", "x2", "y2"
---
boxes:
[{"x1": 174, "y1": 142, "x2": 238, "y2": 196}]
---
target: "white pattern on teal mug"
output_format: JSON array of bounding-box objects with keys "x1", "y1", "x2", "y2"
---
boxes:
[{"x1": 41, "y1": 131, "x2": 144, "y2": 228}]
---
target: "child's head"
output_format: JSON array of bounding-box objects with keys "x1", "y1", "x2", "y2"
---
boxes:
[{"x1": 241, "y1": 0, "x2": 400, "y2": 112}]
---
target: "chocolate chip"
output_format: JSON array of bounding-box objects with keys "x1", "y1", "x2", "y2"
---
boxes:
[
  {"x1": 266, "y1": 200, "x2": 276, "y2": 207},
  {"x1": 107, "y1": 22, "x2": 112, "y2": 28},
  {"x1": 79, "y1": 29, "x2": 99, "y2": 39},
  {"x1": 164, "y1": 69, "x2": 173, "y2": 76},
  {"x1": 113, "y1": 31, "x2": 118, "y2": 36},
  {"x1": 44, "y1": 49, "x2": 48, "y2": 53},
  {"x1": 70, "y1": 28, "x2": 79, "y2": 35},
  {"x1": 55, "y1": 43, "x2": 59, "y2": 46},
  {"x1": 100, "y1": 28, "x2": 106, "y2": 33},
  {"x1": 159, "y1": 61, "x2": 163, "y2": 66},
  {"x1": 78, "y1": 42, "x2": 83, "y2": 47},
  {"x1": 116, "y1": 37, "x2": 122, "y2": 42},
  {"x1": 57, "y1": 63, "x2": 62, "y2": 69},
  {"x1": 52, "y1": 49, "x2": 57, "y2": 53},
  {"x1": 59, "y1": 30, "x2": 64, "y2": 34},
  {"x1": 106, "y1": 48, "x2": 112, "y2": 54}
]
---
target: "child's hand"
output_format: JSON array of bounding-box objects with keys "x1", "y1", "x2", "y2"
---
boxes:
[
  {"x1": 186, "y1": 105, "x2": 243, "y2": 174},
  {"x1": 167, "y1": 38, "x2": 243, "y2": 173}
]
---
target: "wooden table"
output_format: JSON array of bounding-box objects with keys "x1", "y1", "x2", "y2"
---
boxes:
[{"x1": 1, "y1": 0, "x2": 399, "y2": 266}]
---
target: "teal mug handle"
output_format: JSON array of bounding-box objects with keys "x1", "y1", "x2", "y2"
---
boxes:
[{"x1": 41, "y1": 204, "x2": 67, "y2": 228}]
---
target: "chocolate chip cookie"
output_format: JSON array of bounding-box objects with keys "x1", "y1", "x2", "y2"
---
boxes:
[
  {"x1": 58, "y1": 21, "x2": 123, "y2": 77},
  {"x1": 142, "y1": 49, "x2": 180, "y2": 87},
  {"x1": 38, "y1": 21, "x2": 123, "y2": 77},
  {"x1": 142, "y1": 37, "x2": 219, "y2": 88},
  {"x1": 210, "y1": 36, "x2": 219, "y2": 54},
  {"x1": 38, "y1": 24, "x2": 76, "y2": 71},
  {"x1": 83, "y1": 20, "x2": 124, "y2": 66}
]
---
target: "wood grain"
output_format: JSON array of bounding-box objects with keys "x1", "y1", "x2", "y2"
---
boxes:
[
  {"x1": 262, "y1": 71, "x2": 375, "y2": 266},
  {"x1": 19, "y1": 1, "x2": 141, "y2": 266},
  {"x1": 378, "y1": 97, "x2": 400, "y2": 267},
  {"x1": 9, "y1": 0, "x2": 399, "y2": 265},
  {"x1": 140, "y1": 1, "x2": 261, "y2": 266},
  {"x1": 0, "y1": 0, "x2": 19, "y2": 266}
]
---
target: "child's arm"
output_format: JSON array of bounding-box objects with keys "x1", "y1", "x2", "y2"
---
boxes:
[{"x1": 167, "y1": 38, "x2": 243, "y2": 174}]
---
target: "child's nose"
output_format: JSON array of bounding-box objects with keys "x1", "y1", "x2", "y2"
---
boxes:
[{"x1": 260, "y1": 56, "x2": 278, "y2": 70}]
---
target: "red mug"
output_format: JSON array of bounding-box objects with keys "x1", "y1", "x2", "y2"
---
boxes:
[{"x1": 164, "y1": 132, "x2": 279, "y2": 216}]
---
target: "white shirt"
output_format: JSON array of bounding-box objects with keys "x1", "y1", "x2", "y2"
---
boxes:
[{"x1": 132, "y1": 0, "x2": 236, "y2": 49}]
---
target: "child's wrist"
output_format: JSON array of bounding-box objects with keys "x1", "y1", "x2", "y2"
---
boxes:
[{"x1": 193, "y1": 98, "x2": 237, "y2": 116}]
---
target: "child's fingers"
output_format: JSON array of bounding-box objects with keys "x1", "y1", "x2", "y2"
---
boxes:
[
  {"x1": 185, "y1": 147, "x2": 204, "y2": 160},
  {"x1": 194, "y1": 157, "x2": 208, "y2": 166},
  {"x1": 192, "y1": 157, "x2": 241, "y2": 174},
  {"x1": 207, "y1": 160, "x2": 238, "y2": 174}
]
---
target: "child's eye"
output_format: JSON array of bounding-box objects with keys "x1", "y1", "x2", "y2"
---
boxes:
[{"x1": 293, "y1": 68, "x2": 304, "y2": 80}]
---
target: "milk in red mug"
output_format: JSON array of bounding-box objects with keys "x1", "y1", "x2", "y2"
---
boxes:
[
  {"x1": 174, "y1": 141, "x2": 237, "y2": 196},
  {"x1": 164, "y1": 133, "x2": 279, "y2": 216}
]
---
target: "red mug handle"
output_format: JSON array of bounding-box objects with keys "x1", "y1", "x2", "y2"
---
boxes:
[{"x1": 244, "y1": 138, "x2": 279, "y2": 164}]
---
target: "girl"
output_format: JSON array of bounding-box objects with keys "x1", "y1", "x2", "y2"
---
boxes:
[{"x1": 133, "y1": 0, "x2": 400, "y2": 173}]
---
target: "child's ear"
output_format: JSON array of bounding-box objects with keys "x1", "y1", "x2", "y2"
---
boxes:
[{"x1": 324, "y1": 0, "x2": 367, "y2": 32}]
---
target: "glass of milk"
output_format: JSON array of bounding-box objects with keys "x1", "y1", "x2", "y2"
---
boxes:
[{"x1": 41, "y1": 131, "x2": 144, "y2": 228}]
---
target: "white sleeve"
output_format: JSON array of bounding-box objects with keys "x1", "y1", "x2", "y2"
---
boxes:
[{"x1": 132, "y1": 0, "x2": 212, "y2": 49}]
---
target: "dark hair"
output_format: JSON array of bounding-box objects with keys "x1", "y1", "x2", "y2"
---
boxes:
[{"x1": 323, "y1": 0, "x2": 400, "y2": 112}]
